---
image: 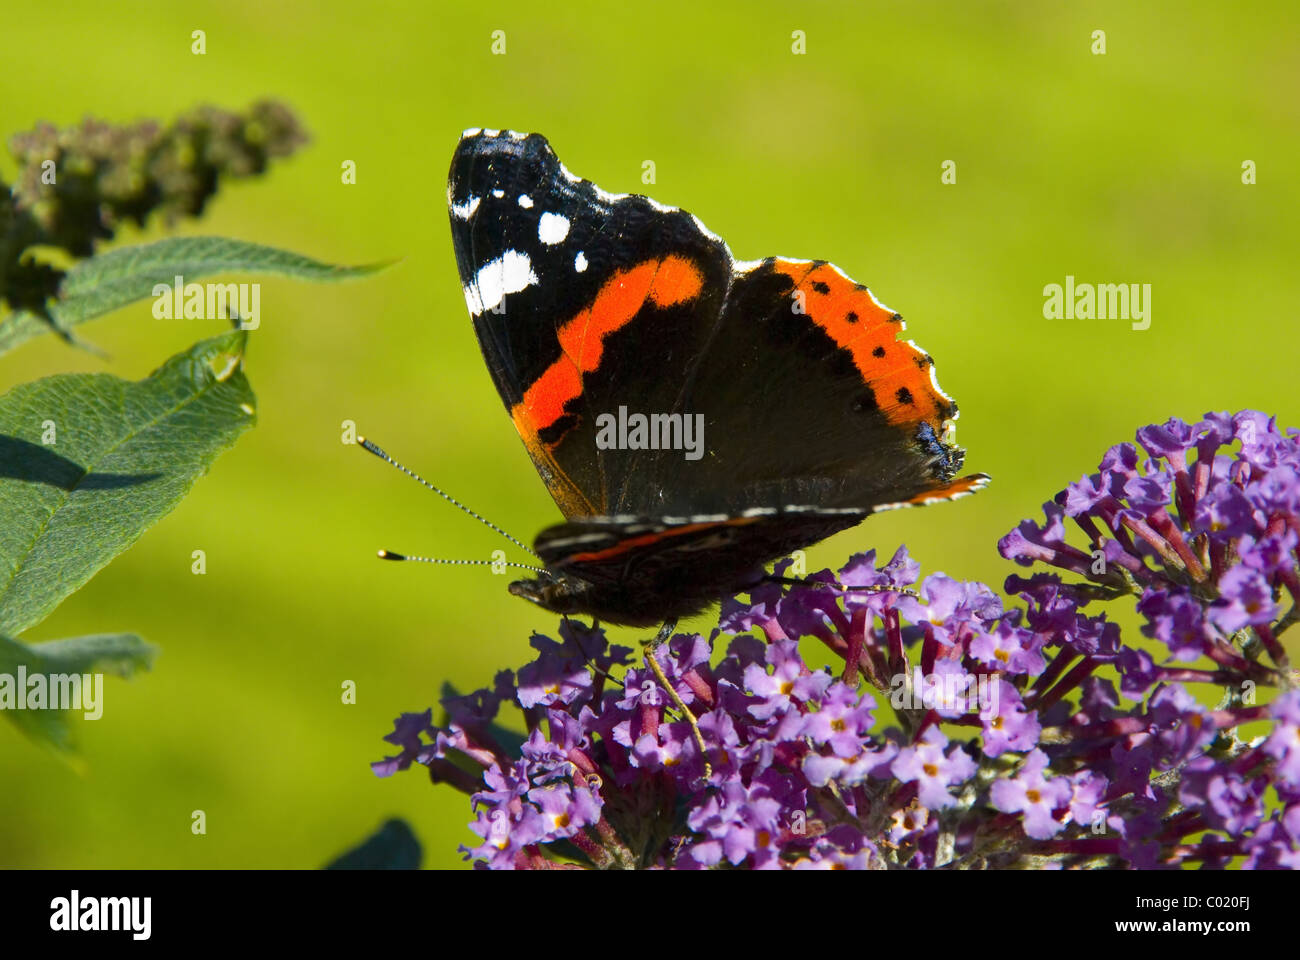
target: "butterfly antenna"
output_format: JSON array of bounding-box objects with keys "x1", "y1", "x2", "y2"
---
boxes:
[
  {"x1": 377, "y1": 551, "x2": 546, "y2": 574},
  {"x1": 357, "y1": 435, "x2": 540, "y2": 559}
]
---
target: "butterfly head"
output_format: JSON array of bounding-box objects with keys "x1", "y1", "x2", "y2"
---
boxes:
[{"x1": 508, "y1": 570, "x2": 591, "y2": 617}]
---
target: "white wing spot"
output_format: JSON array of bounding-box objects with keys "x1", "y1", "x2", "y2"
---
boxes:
[
  {"x1": 465, "y1": 250, "x2": 538, "y2": 316},
  {"x1": 518, "y1": 194, "x2": 534, "y2": 209},
  {"x1": 538, "y1": 212, "x2": 570, "y2": 245},
  {"x1": 574, "y1": 251, "x2": 588, "y2": 272},
  {"x1": 463, "y1": 284, "x2": 484, "y2": 315},
  {"x1": 491, "y1": 189, "x2": 504, "y2": 198},
  {"x1": 450, "y1": 195, "x2": 480, "y2": 220}
]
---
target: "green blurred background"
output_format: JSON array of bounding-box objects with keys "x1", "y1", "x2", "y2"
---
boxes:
[{"x1": 1, "y1": 1, "x2": 1296, "y2": 869}]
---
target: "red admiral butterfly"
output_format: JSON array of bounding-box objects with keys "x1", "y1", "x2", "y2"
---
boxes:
[{"x1": 434, "y1": 129, "x2": 987, "y2": 628}]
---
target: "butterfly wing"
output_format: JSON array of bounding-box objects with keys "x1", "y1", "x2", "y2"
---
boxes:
[
  {"x1": 673, "y1": 257, "x2": 988, "y2": 513},
  {"x1": 448, "y1": 130, "x2": 986, "y2": 526},
  {"x1": 533, "y1": 509, "x2": 867, "y2": 625},
  {"x1": 448, "y1": 130, "x2": 732, "y2": 519}
]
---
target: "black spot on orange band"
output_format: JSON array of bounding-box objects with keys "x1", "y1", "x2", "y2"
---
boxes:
[{"x1": 770, "y1": 259, "x2": 955, "y2": 428}]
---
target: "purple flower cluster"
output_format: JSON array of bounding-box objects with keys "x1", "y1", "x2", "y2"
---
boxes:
[
  {"x1": 375, "y1": 410, "x2": 1300, "y2": 869},
  {"x1": 999, "y1": 410, "x2": 1300, "y2": 867}
]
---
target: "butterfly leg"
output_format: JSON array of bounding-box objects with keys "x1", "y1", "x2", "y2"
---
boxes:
[{"x1": 643, "y1": 618, "x2": 712, "y2": 783}]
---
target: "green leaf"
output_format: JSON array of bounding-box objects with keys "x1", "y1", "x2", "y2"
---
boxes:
[
  {"x1": 0, "y1": 330, "x2": 256, "y2": 636},
  {"x1": 325, "y1": 819, "x2": 423, "y2": 870},
  {"x1": 0, "y1": 235, "x2": 392, "y2": 355},
  {"x1": 0, "y1": 632, "x2": 154, "y2": 749}
]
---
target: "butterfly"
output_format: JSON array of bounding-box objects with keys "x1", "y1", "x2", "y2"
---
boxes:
[{"x1": 438, "y1": 129, "x2": 987, "y2": 629}]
